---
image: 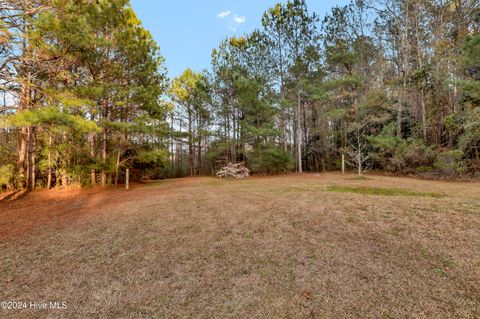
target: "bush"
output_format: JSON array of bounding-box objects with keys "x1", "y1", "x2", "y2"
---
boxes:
[
  {"x1": 249, "y1": 146, "x2": 294, "y2": 175},
  {"x1": 371, "y1": 137, "x2": 435, "y2": 172},
  {"x1": 434, "y1": 150, "x2": 465, "y2": 176},
  {"x1": 369, "y1": 135, "x2": 402, "y2": 169},
  {"x1": 459, "y1": 107, "x2": 480, "y2": 173},
  {"x1": 401, "y1": 140, "x2": 436, "y2": 168},
  {"x1": 133, "y1": 149, "x2": 171, "y2": 179},
  {"x1": 0, "y1": 164, "x2": 14, "y2": 190}
]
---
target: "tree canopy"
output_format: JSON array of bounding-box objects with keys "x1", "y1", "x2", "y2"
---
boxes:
[{"x1": 1, "y1": 0, "x2": 479, "y2": 191}]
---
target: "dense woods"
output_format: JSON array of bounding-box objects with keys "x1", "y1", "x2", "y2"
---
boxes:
[
  {"x1": 172, "y1": 0, "x2": 480, "y2": 178},
  {"x1": 1, "y1": 0, "x2": 169, "y2": 190},
  {"x1": 1, "y1": 0, "x2": 479, "y2": 191}
]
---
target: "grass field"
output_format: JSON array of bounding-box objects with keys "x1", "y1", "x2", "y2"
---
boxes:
[{"x1": 1, "y1": 173, "x2": 479, "y2": 318}]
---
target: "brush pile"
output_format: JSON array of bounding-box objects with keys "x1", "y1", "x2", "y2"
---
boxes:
[{"x1": 216, "y1": 162, "x2": 250, "y2": 179}]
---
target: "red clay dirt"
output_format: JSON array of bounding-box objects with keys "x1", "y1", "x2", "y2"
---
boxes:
[{"x1": 0, "y1": 178, "x2": 200, "y2": 241}]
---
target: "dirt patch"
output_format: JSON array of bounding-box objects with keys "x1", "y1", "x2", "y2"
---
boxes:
[{"x1": 0, "y1": 177, "x2": 210, "y2": 241}]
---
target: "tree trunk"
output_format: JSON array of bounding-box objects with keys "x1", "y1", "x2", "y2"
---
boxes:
[
  {"x1": 296, "y1": 90, "x2": 302, "y2": 173},
  {"x1": 231, "y1": 107, "x2": 236, "y2": 164},
  {"x1": 398, "y1": 0, "x2": 410, "y2": 139},
  {"x1": 47, "y1": 134, "x2": 52, "y2": 189},
  {"x1": 281, "y1": 112, "x2": 287, "y2": 152},
  {"x1": 26, "y1": 126, "x2": 36, "y2": 191},
  {"x1": 188, "y1": 110, "x2": 194, "y2": 176},
  {"x1": 101, "y1": 97, "x2": 108, "y2": 186},
  {"x1": 421, "y1": 89, "x2": 427, "y2": 141},
  {"x1": 358, "y1": 153, "x2": 362, "y2": 176},
  {"x1": 302, "y1": 101, "x2": 308, "y2": 171},
  {"x1": 18, "y1": 127, "x2": 27, "y2": 188},
  {"x1": 114, "y1": 149, "x2": 120, "y2": 185},
  {"x1": 170, "y1": 112, "x2": 175, "y2": 172},
  {"x1": 90, "y1": 112, "x2": 96, "y2": 186},
  {"x1": 197, "y1": 125, "x2": 202, "y2": 176}
]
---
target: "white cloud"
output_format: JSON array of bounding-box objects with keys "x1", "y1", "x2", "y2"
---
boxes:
[
  {"x1": 217, "y1": 10, "x2": 246, "y2": 32},
  {"x1": 217, "y1": 11, "x2": 231, "y2": 19},
  {"x1": 233, "y1": 15, "x2": 246, "y2": 24},
  {"x1": 229, "y1": 14, "x2": 246, "y2": 32}
]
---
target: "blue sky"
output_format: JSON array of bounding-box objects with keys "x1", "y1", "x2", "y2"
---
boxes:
[{"x1": 130, "y1": 0, "x2": 351, "y2": 79}]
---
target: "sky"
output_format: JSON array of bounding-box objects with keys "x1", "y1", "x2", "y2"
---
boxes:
[{"x1": 130, "y1": 0, "x2": 351, "y2": 79}]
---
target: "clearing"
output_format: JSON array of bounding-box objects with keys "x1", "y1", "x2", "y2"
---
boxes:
[{"x1": 0, "y1": 173, "x2": 479, "y2": 318}]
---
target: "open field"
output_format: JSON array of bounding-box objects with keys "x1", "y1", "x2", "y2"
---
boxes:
[{"x1": 0, "y1": 173, "x2": 479, "y2": 318}]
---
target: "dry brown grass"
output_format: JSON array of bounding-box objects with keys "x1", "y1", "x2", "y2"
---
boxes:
[{"x1": 0, "y1": 173, "x2": 479, "y2": 318}]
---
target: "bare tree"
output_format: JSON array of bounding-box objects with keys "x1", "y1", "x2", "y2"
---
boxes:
[{"x1": 344, "y1": 124, "x2": 372, "y2": 176}]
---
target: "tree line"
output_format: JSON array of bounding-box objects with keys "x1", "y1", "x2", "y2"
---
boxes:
[
  {"x1": 170, "y1": 0, "x2": 480, "y2": 178},
  {"x1": 1, "y1": 0, "x2": 170, "y2": 191},
  {"x1": 1, "y1": 0, "x2": 479, "y2": 191}
]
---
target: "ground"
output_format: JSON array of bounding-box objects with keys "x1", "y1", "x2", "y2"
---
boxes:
[{"x1": 0, "y1": 173, "x2": 479, "y2": 319}]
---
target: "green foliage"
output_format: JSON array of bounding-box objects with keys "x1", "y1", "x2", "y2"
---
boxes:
[
  {"x1": 2, "y1": 0, "x2": 479, "y2": 190},
  {"x1": 0, "y1": 164, "x2": 14, "y2": 189},
  {"x1": 369, "y1": 135, "x2": 403, "y2": 169},
  {"x1": 170, "y1": 69, "x2": 204, "y2": 105},
  {"x1": 136, "y1": 149, "x2": 170, "y2": 166},
  {"x1": 6, "y1": 107, "x2": 99, "y2": 133},
  {"x1": 434, "y1": 150, "x2": 465, "y2": 176},
  {"x1": 459, "y1": 108, "x2": 480, "y2": 171},
  {"x1": 461, "y1": 34, "x2": 480, "y2": 72},
  {"x1": 461, "y1": 34, "x2": 480, "y2": 108},
  {"x1": 371, "y1": 137, "x2": 436, "y2": 172},
  {"x1": 249, "y1": 146, "x2": 295, "y2": 175},
  {"x1": 0, "y1": 0, "x2": 169, "y2": 189},
  {"x1": 133, "y1": 149, "x2": 171, "y2": 180},
  {"x1": 398, "y1": 140, "x2": 437, "y2": 170}
]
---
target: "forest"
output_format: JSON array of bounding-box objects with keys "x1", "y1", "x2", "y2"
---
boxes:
[
  {"x1": 1, "y1": 1, "x2": 480, "y2": 317},
  {"x1": 1, "y1": 0, "x2": 479, "y2": 191}
]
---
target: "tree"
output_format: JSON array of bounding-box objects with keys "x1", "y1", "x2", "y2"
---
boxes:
[
  {"x1": 2, "y1": 0, "x2": 480, "y2": 189},
  {"x1": 281, "y1": 0, "x2": 320, "y2": 173},
  {"x1": 0, "y1": 0, "x2": 169, "y2": 190},
  {"x1": 460, "y1": 33, "x2": 480, "y2": 109},
  {"x1": 170, "y1": 69, "x2": 209, "y2": 176}
]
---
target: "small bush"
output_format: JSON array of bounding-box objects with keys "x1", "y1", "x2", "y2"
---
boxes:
[
  {"x1": 459, "y1": 107, "x2": 480, "y2": 173},
  {"x1": 133, "y1": 149, "x2": 171, "y2": 179},
  {"x1": 434, "y1": 150, "x2": 465, "y2": 176},
  {"x1": 0, "y1": 164, "x2": 14, "y2": 190},
  {"x1": 369, "y1": 135, "x2": 402, "y2": 170},
  {"x1": 372, "y1": 138, "x2": 435, "y2": 172},
  {"x1": 402, "y1": 141, "x2": 436, "y2": 167}
]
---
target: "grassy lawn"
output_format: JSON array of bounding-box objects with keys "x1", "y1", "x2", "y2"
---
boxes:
[{"x1": 0, "y1": 173, "x2": 479, "y2": 318}]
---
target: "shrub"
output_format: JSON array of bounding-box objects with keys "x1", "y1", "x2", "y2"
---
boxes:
[
  {"x1": 371, "y1": 137, "x2": 435, "y2": 172},
  {"x1": 434, "y1": 150, "x2": 465, "y2": 176},
  {"x1": 459, "y1": 107, "x2": 480, "y2": 173},
  {"x1": 369, "y1": 135, "x2": 402, "y2": 170},
  {"x1": 401, "y1": 140, "x2": 436, "y2": 168},
  {"x1": 133, "y1": 149, "x2": 171, "y2": 179},
  {"x1": 0, "y1": 164, "x2": 14, "y2": 190}
]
